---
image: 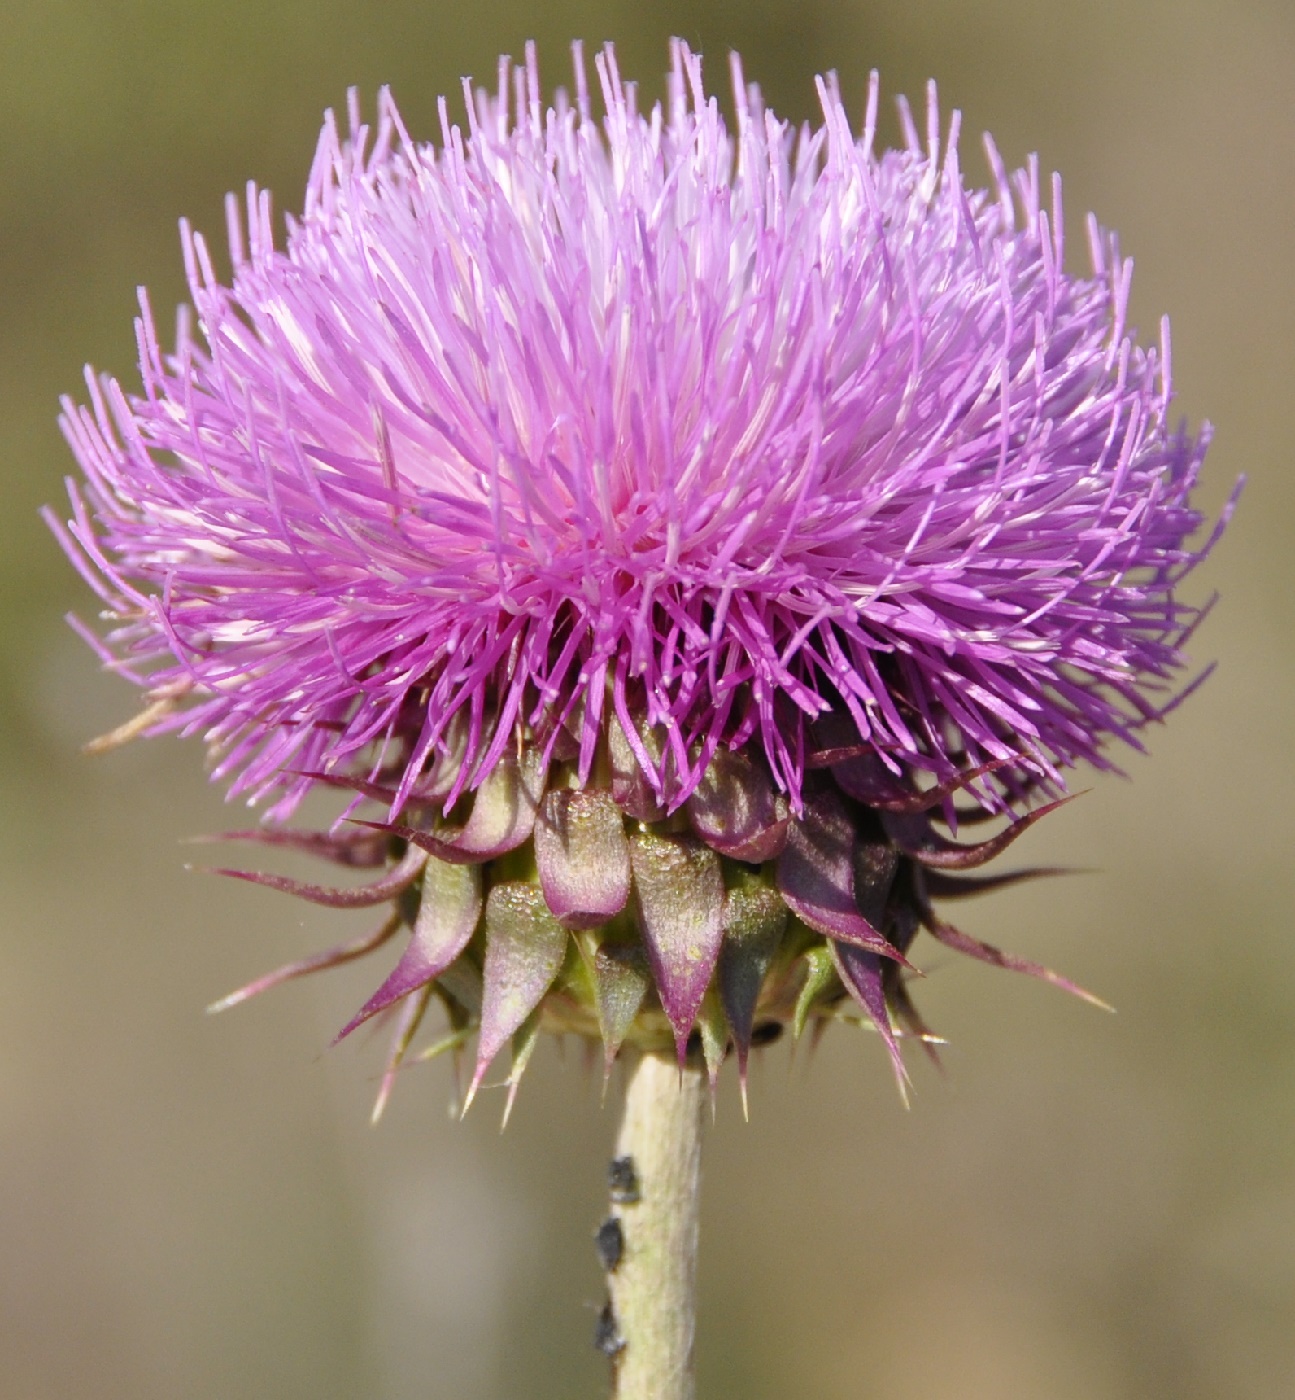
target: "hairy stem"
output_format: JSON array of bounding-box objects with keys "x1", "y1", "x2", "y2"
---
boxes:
[{"x1": 603, "y1": 1049, "x2": 706, "y2": 1400}]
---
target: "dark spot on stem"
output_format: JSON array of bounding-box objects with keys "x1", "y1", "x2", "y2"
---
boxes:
[
  {"x1": 608, "y1": 1155, "x2": 640, "y2": 1204},
  {"x1": 594, "y1": 1300, "x2": 625, "y2": 1357},
  {"x1": 595, "y1": 1216, "x2": 624, "y2": 1272}
]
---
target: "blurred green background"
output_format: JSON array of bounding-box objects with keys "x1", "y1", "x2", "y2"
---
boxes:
[{"x1": 1, "y1": 1, "x2": 1290, "y2": 1397}]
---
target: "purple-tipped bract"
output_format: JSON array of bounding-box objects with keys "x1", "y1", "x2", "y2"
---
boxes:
[{"x1": 48, "y1": 41, "x2": 1227, "y2": 821}]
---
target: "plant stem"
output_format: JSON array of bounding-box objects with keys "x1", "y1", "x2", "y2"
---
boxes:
[{"x1": 604, "y1": 1048, "x2": 706, "y2": 1400}]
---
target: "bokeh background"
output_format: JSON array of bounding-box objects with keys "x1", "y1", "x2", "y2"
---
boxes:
[{"x1": 2, "y1": 1, "x2": 1290, "y2": 1397}]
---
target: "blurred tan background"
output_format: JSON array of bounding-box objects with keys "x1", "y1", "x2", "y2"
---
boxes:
[{"x1": 2, "y1": 1, "x2": 1290, "y2": 1397}]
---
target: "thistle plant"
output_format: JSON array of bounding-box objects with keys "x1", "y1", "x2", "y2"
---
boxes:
[{"x1": 47, "y1": 40, "x2": 1230, "y2": 1400}]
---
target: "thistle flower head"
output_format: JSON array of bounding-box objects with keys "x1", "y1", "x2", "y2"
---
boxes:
[{"x1": 49, "y1": 43, "x2": 1230, "y2": 1109}]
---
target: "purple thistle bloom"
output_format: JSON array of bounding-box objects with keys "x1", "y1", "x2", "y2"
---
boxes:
[
  {"x1": 49, "y1": 40, "x2": 1225, "y2": 821},
  {"x1": 48, "y1": 42, "x2": 1232, "y2": 1103}
]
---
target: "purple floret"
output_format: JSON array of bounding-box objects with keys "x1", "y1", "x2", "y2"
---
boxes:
[{"x1": 48, "y1": 41, "x2": 1229, "y2": 819}]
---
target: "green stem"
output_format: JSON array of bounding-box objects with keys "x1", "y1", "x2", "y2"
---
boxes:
[{"x1": 605, "y1": 1049, "x2": 706, "y2": 1400}]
